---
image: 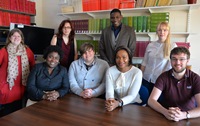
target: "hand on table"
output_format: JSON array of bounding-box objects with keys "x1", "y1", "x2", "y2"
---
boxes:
[
  {"x1": 80, "y1": 89, "x2": 93, "y2": 98},
  {"x1": 165, "y1": 107, "x2": 186, "y2": 121},
  {"x1": 105, "y1": 98, "x2": 119, "y2": 112},
  {"x1": 43, "y1": 90, "x2": 60, "y2": 101}
]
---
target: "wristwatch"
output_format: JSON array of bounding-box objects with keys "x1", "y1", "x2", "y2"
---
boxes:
[
  {"x1": 186, "y1": 111, "x2": 190, "y2": 119},
  {"x1": 118, "y1": 99, "x2": 123, "y2": 107}
]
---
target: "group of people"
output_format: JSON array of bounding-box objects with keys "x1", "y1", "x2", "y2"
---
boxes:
[{"x1": 0, "y1": 8, "x2": 200, "y2": 122}]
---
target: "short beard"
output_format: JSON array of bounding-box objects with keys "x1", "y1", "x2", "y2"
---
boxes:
[{"x1": 172, "y1": 67, "x2": 186, "y2": 74}]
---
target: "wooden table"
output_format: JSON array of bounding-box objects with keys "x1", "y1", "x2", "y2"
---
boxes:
[{"x1": 0, "y1": 94, "x2": 199, "y2": 126}]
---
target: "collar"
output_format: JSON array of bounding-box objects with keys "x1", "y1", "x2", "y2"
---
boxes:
[
  {"x1": 111, "y1": 23, "x2": 122, "y2": 31},
  {"x1": 84, "y1": 59, "x2": 96, "y2": 66},
  {"x1": 155, "y1": 40, "x2": 164, "y2": 45},
  {"x1": 170, "y1": 69, "x2": 189, "y2": 79},
  {"x1": 79, "y1": 56, "x2": 97, "y2": 66},
  {"x1": 84, "y1": 57, "x2": 96, "y2": 70}
]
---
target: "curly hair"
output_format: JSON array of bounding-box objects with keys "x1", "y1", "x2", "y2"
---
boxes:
[
  {"x1": 110, "y1": 8, "x2": 121, "y2": 15},
  {"x1": 43, "y1": 45, "x2": 64, "y2": 60}
]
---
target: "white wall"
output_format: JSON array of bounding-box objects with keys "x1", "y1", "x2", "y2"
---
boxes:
[
  {"x1": 34, "y1": 0, "x2": 43, "y2": 26},
  {"x1": 189, "y1": 7, "x2": 200, "y2": 74},
  {"x1": 34, "y1": 0, "x2": 200, "y2": 74},
  {"x1": 34, "y1": 0, "x2": 66, "y2": 30}
]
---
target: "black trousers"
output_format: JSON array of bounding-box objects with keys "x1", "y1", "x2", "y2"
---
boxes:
[{"x1": 0, "y1": 100, "x2": 22, "y2": 118}]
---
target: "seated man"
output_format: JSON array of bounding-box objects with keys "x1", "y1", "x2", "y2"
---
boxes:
[
  {"x1": 148, "y1": 47, "x2": 200, "y2": 121},
  {"x1": 68, "y1": 42, "x2": 109, "y2": 99}
]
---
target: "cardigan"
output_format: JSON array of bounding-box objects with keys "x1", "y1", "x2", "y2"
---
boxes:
[
  {"x1": 56, "y1": 37, "x2": 75, "y2": 70},
  {"x1": 68, "y1": 56, "x2": 109, "y2": 97},
  {"x1": 0, "y1": 47, "x2": 35, "y2": 104}
]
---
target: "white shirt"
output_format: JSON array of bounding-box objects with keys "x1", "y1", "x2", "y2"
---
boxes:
[
  {"x1": 141, "y1": 41, "x2": 177, "y2": 83},
  {"x1": 106, "y1": 66, "x2": 142, "y2": 105}
]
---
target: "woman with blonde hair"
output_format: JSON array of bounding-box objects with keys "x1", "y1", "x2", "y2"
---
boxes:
[
  {"x1": 0, "y1": 28, "x2": 35, "y2": 117},
  {"x1": 140, "y1": 22, "x2": 177, "y2": 94}
]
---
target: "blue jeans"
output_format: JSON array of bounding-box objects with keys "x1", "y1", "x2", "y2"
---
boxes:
[
  {"x1": 142, "y1": 79, "x2": 154, "y2": 94},
  {"x1": 142, "y1": 79, "x2": 164, "y2": 103},
  {"x1": 134, "y1": 85, "x2": 149, "y2": 106}
]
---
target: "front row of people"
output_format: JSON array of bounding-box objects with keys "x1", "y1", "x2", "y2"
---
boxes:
[
  {"x1": 1, "y1": 29, "x2": 199, "y2": 121},
  {"x1": 26, "y1": 42, "x2": 200, "y2": 121}
]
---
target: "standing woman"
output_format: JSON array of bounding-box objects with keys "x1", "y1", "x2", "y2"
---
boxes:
[
  {"x1": 0, "y1": 28, "x2": 35, "y2": 117},
  {"x1": 51, "y1": 19, "x2": 78, "y2": 70},
  {"x1": 105, "y1": 46, "x2": 143, "y2": 112},
  {"x1": 140, "y1": 22, "x2": 177, "y2": 94}
]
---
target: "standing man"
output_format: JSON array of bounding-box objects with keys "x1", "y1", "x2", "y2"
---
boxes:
[
  {"x1": 99, "y1": 8, "x2": 136, "y2": 66},
  {"x1": 148, "y1": 47, "x2": 200, "y2": 121}
]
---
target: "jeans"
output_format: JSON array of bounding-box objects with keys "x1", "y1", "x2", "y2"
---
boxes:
[
  {"x1": 134, "y1": 85, "x2": 149, "y2": 106},
  {"x1": 142, "y1": 79, "x2": 164, "y2": 104},
  {"x1": 142, "y1": 79, "x2": 154, "y2": 94}
]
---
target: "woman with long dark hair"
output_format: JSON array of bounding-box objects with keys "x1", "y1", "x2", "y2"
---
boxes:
[{"x1": 51, "y1": 20, "x2": 78, "y2": 70}]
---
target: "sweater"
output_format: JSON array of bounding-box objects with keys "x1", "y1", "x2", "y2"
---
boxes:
[{"x1": 0, "y1": 47, "x2": 35, "y2": 104}]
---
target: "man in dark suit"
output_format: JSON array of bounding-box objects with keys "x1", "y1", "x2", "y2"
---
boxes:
[{"x1": 99, "y1": 8, "x2": 136, "y2": 66}]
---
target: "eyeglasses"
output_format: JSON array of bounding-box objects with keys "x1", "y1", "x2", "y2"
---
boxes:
[
  {"x1": 63, "y1": 27, "x2": 71, "y2": 29},
  {"x1": 171, "y1": 58, "x2": 188, "y2": 62}
]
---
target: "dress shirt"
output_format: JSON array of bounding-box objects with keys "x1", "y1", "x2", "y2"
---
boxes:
[{"x1": 141, "y1": 41, "x2": 177, "y2": 83}]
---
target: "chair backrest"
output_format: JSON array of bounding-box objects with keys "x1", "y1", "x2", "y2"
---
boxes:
[{"x1": 138, "y1": 85, "x2": 149, "y2": 106}]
